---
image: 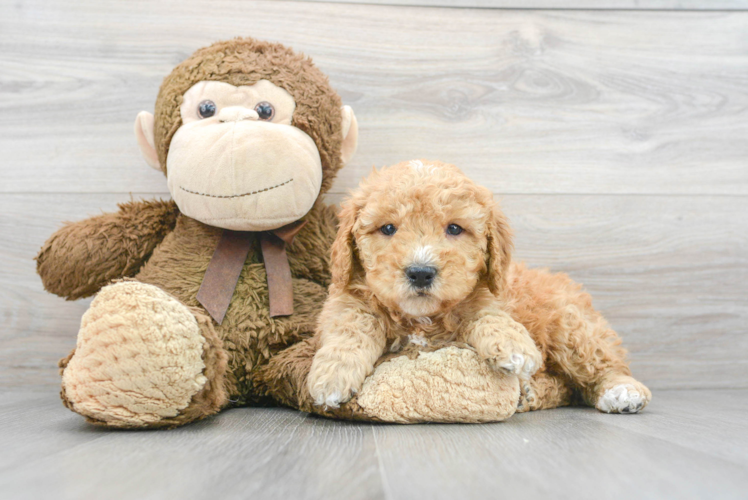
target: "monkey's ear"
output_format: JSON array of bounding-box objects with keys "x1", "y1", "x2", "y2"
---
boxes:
[
  {"x1": 134, "y1": 111, "x2": 161, "y2": 171},
  {"x1": 340, "y1": 105, "x2": 358, "y2": 165}
]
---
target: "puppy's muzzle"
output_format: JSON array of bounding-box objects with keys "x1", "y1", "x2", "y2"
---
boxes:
[{"x1": 405, "y1": 266, "x2": 437, "y2": 289}]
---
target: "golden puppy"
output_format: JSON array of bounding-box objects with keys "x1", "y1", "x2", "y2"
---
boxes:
[{"x1": 308, "y1": 160, "x2": 651, "y2": 414}]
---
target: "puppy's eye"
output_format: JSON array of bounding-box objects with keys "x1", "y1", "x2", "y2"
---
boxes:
[
  {"x1": 198, "y1": 100, "x2": 217, "y2": 119},
  {"x1": 380, "y1": 224, "x2": 397, "y2": 236},
  {"x1": 446, "y1": 224, "x2": 463, "y2": 236},
  {"x1": 255, "y1": 102, "x2": 275, "y2": 121}
]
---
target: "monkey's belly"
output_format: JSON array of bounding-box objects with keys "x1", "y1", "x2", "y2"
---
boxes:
[{"x1": 134, "y1": 218, "x2": 327, "y2": 402}]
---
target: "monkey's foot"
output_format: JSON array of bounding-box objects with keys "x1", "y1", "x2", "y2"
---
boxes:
[{"x1": 61, "y1": 281, "x2": 226, "y2": 428}]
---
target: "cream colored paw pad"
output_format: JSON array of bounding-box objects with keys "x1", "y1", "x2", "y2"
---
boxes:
[
  {"x1": 62, "y1": 281, "x2": 207, "y2": 426},
  {"x1": 597, "y1": 384, "x2": 647, "y2": 414},
  {"x1": 357, "y1": 347, "x2": 519, "y2": 424}
]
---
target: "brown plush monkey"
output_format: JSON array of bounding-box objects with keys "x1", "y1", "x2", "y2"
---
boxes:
[{"x1": 36, "y1": 38, "x2": 361, "y2": 428}]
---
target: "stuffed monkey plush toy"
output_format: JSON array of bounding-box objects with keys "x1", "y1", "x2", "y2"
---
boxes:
[
  {"x1": 38, "y1": 38, "x2": 358, "y2": 427},
  {"x1": 37, "y1": 38, "x2": 522, "y2": 428}
]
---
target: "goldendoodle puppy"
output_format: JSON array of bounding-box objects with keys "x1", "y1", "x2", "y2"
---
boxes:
[{"x1": 308, "y1": 160, "x2": 651, "y2": 414}]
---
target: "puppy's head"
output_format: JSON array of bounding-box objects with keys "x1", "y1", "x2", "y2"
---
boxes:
[{"x1": 331, "y1": 160, "x2": 512, "y2": 318}]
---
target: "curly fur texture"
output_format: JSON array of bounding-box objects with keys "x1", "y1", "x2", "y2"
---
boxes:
[
  {"x1": 36, "y1": 199, "x2": 180, "y2": 300},
  {"x1": 306, "y1": 160, "x2": 651, "y2": 414},
  {"x1": 59, "y1": 281, "x2": 230, "y2": 428},
  {"x1": 254, "y1": 336, "x2": 521, "y2": 423},
  {"x1": 355, "y1": 346, "x2": 520, "y2": 423}
]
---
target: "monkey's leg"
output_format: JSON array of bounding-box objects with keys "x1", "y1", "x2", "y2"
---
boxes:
[
  {"x1": 59, "y1": 281, "x2": 228, "y2": 428},
  {"x1": 545, "y1": 304, "x2": 651, "y2": 414}
]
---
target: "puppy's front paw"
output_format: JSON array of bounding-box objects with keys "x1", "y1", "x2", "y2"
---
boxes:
[
  {"x1": 484, "y1": 336, "x2": 542, "y2": 379},
  {"x1": 307, "y1": 355, "x2": 368, "y2": 408}
]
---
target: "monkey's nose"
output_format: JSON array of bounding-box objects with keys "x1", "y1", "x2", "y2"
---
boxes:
[
  {"x1": 405, "y1": 266, "x2": 437, "y2": 289},
  {"x1": 217, "y1": 106, "x2": 260, "y2": 123}
]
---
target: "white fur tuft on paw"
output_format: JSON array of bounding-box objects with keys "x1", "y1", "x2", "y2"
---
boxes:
[
  {"x1": 500, "y1": 353, "x2": 524, "y2": 373},
  {"x1": 316, "y1": 390, "x2": 343, "y2": 409},
  {"x1": 597, "y1": 384, "x2": 647, "y2": 414},
  {"x1": 408, "y1": 333, "x2": 429, "y2": 347},
  {"x1": 522, "y1": 359, "x2": 536, "y2": 377}
]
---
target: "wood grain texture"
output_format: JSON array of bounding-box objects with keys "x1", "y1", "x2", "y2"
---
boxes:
[
  {"x1": 299, "y1": 0, "x2": 748, "y2": 10},
  {"x1": 371, "y1": 391, "x2": 748, "y2": 500},
  {"x1": 2, "y1": 192, "x2": 746, "y2": 391},
  {"x1": 1, "y1": 1, "x2": 747, "y2": 195},
  {"x1": 1, "y1": 389, "x2": 747, "y2": 500},
  {"x1": 0, "y1": 392, "x2": 385, "y2": 500}
]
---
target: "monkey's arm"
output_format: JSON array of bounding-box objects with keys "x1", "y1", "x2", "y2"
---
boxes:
[{"x1": 36, "y1": 199, "x2": 179, "y2": 300}]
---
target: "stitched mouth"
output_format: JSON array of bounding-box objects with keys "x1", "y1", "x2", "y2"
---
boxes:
[{"x1": 179, "y1": 178, "x2": 293, "y2": 199}]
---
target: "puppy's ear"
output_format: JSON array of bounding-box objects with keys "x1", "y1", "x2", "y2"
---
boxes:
[
  {"x1": 330, "y1": 199, "x2": 358, "y2": 291},
  {"x1": 486, "y1": 202, "x2": 514, "y2": 297}
]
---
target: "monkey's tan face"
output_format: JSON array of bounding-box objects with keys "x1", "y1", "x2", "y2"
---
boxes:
[{"x1": 166, "y1": 80, "x2": 322, "y2": 231}]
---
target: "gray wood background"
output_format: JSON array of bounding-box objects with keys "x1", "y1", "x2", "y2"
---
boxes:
[{"x1": 1, "y1": 0, "x2": 746, "y2": 392}]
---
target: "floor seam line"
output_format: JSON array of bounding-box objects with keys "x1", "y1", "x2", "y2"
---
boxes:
[{"x1": 372, "y1": 425, "x2": 394, "y2": 500}]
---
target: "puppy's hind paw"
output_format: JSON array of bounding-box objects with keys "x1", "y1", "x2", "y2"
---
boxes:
[
  {"x1": 596, "y1": 383, "x2": 649, "y2": 414},
  {"x1": 517, "y1": 380, "x2": 537, "y2": 412}
]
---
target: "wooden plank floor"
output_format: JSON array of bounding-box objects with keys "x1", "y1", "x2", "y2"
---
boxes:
[{"x1": 0, "y1": 389, "x2": 746, "y2": 500}]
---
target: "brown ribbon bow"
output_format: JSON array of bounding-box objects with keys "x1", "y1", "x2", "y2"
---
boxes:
[{"x1": 196, "y1": 220, "x2": 307, "y2": 324}]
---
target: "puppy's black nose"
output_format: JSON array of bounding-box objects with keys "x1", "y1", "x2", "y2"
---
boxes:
[{"x1": 405, "y1": 266, "x2": 437, "y2": 289}]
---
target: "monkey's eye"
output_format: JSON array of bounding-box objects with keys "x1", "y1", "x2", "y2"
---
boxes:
[
  {"x1": 255, "y1": 102, "x2": 275, "y2": 121},
  {"x1": 446, "y1": 224, "x2": 463, "y2": 236},
  {"x1": 198, "y1": 100, "x2": 216, "y2": 119},
  {"x1": 380, "y1": 224, "x2": 397, "y2": 236}
]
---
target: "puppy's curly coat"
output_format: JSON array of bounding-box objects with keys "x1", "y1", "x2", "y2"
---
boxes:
[{"x1": 308, "y1": 160, "x2": 651, "y2": 414}]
